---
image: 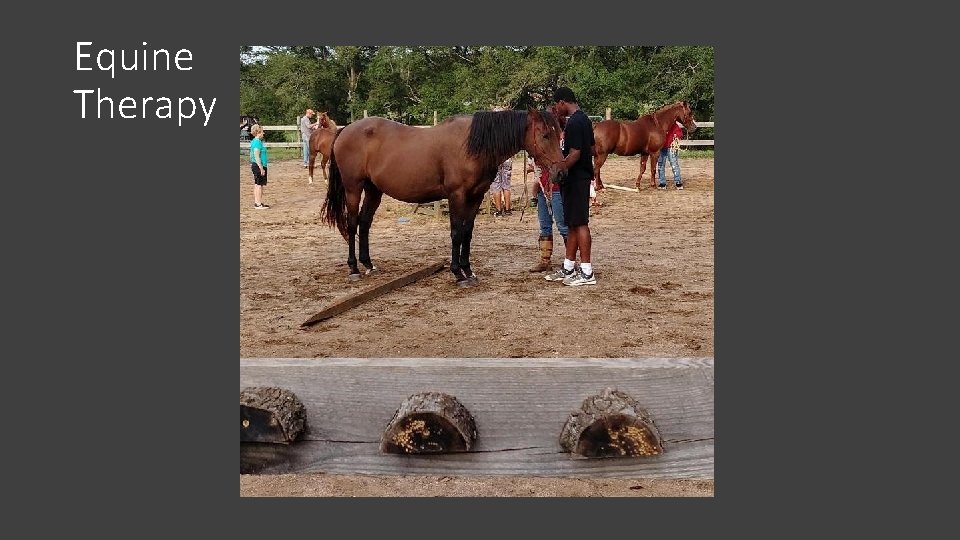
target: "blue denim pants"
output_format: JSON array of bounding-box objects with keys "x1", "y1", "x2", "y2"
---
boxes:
[
  {"x1": 657, "y1": 147, "x2": 682, "y2": 186},
  {"x1": 302, "y1": 139, "x2": 310, "y2": 166},
  {"x1": 537, "y1": 190, "x2": 568, "y2": 238}
]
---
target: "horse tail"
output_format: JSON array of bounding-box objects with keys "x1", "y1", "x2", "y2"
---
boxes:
[{"x1": 321, "y1": 129, "x2": 349, "y2": 240}]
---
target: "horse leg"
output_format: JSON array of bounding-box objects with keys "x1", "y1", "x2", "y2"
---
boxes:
[
  {"x1": 458, "y1": 196, "x2": 485, "y2": 284},
  {"x1": 358, "y1": 182, "x2": 383, "y2": 274},
  {"x1": 345, "y1": 189, "x2": 362, "y2": 280},
  {"x1": 447, "y1": 193, "x2": 471, "y2": 285},
  {"x1": 650, "y1": 152, "x2": 660, "y2": 188},
  {"x1": 308, "y1": 149, "x2": 317, "y2": 184},
  {"x1": 593, "y1": 151, "x2": 608, "y2": 190},
  {"x1": 637, "y1": 154, "x2": 649, "y2": 189},
  {"x1": 321, "y1": 154, "x2": 329, "y2": 180}
]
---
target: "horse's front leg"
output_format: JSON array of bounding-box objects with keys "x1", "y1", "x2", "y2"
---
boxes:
[
  {"x1": 637, "y1": 154, "x2": 649, "y2": 189},
  {"x1": 458, "y1": 195, "x2": 485, "y2": 284},
  {"x1": 447, "y1": 193, "x2": 475, "y2": 287}
]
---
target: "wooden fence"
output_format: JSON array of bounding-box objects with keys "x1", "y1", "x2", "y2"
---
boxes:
[{"x1": 239, "y1": 112, "x2": 715, "y2": 149}]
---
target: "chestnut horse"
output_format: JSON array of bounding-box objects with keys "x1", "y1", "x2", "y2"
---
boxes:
[
  {"x1": 321, "y1": 107, "x2": 565, "y2": 286},
  {"x1": 307, "y1": 112, "x2": 339, "y2": 184},
  {"x1": 592, "y1": 101, "x2": 696, "y2": 189}
]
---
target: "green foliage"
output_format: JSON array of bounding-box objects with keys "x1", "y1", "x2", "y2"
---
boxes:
[{"x1": 240, "y1": 46, "x2": 714, "y2": 133}]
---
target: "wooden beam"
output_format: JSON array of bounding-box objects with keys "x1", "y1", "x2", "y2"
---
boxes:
[
  {"x1": 604, "y1": 184, "x2": 640, "y2": 193},
  {"x1": 240, "y1": 357, "x2": 714, "y2": 478},
  {"x1": 301, "y1": 261, "x2": 447, "y2": 327}
]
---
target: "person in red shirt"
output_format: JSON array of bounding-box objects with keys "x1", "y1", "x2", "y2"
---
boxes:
[{"x1": 657, "y1": 120, "x2": 685, "y2": 190}]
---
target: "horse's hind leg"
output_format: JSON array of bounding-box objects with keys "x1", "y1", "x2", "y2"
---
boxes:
[
  {"x1": 345, "y1": 189, "x2": 363, "y2": 280},
  {"x1": 321, "y1": 154, "x2": 329, "y2": 180},
  {"x1": 358, "y1": 181, "x2": 383, "y2": 274},
  {"x1": 593, "y1": 151, "x2": 608, "y2": 190}
]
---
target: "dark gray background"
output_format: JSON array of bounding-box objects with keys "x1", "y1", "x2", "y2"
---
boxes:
[{"x1": 7, "y1": 0, "x2": 924, "y2": 534}]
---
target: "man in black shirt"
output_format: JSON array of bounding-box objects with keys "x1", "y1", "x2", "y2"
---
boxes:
[{"x1": 545, "y1": 87, "x2": 596, "y2": 286}]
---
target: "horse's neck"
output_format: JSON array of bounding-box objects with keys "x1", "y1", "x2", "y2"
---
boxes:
[
  {"x1": 653, "y1": 106, "x2": 680, "y2": 131},
  {"x1": 650, "y1": 111, "x2": 663, "y2": 130}
]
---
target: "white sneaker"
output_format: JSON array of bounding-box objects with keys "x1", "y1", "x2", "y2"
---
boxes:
[
  {"x1": 565, "y1": 270, "x2": 597, "y2": 286},
  {"x1": 545, "y1": 267, "x2": 574, "y2": 282}
]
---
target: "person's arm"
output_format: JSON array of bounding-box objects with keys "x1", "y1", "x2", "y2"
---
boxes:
[
  {"x1": 560, "y1": 148, "x2": 581, "y2": 172},
  {"x1": 253, "y1": 144, "x2": 265, "y2": 173}
]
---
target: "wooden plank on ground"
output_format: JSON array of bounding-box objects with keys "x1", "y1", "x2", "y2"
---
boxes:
[
  {"x1": 240, "y1": 357, "x2": 714, "y2": 478},
  {"x1": 301, "y1": 261, "x2": 447, "y2": 327},
  {"x1": 604, "y1": 184, "x2": 640, "y2": 193}
]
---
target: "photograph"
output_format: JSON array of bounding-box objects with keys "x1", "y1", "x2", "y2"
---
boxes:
[{"x1": 239, "y1": 45, "x2": 714, "y2": 497}]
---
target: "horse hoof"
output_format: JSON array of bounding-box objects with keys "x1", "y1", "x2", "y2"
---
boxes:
[
  {"x1": 457, "y1": 279, "x2": 476, "y2": 289},
  {"x1": 348, "y1": 273, "x2": 362, "y2": 282},
  {"x1": 365, "y1": 266, "x2": 379, "y2": 275}
]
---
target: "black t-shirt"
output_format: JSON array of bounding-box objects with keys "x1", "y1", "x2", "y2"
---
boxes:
[{"x1": 562, "y1": 109, "x2": 595, "y2": 180}]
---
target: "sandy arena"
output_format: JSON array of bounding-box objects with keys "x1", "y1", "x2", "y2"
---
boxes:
[{"x1": 240, "y1": 153, "x2": 714, "y2": 497}]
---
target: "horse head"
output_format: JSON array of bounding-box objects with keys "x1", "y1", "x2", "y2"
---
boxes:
[
  {"x1": 674, "y1": 101, "x2": 697, "y2": 133},
  {"x1": 524, "y1": 106, "x2": 565, "y2": 185},
  {"x1": 317, "y1": 112, "x2": 337, "y2": 130},
  {"x1": 240, "y1": 115, "x2": 258, "y2": 129}
]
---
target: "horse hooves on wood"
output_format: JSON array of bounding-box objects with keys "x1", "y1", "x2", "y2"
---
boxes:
[
  {"x1": 559, "y1": 387, "x2": 663, "y2": 458},
  {"x1": 240, "y1": 386, "x2": 306, "y2": 444},
  {"x1": 381, "y1": 392, "x2": 478, "y2": 454}
]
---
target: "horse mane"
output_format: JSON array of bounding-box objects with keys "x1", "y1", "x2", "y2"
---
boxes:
[{"x1": 466, "y1": 110, "x2": 554, "y2": 174}]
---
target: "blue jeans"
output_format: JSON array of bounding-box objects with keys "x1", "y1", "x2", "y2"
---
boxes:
[
  {"x1": 657, "y1": 148, "x2": 682, "y2": 186},
  {"x1": 303, "y1": 139, "x2": 310, "y2": 166},
  {"x1": 537, "y1": 190, "x2": 568, "y2": 238}
]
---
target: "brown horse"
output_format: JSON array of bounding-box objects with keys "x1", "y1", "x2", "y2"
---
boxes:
[
  {"x1": 321, "y1": 107, "x2": 565, "y2": 286},
  {"x1": 592, "y1": 101, "x2": 696, "y2": 189},
  {"x1": 307, "y1": 112, "x2": 339, "y2": 184}
]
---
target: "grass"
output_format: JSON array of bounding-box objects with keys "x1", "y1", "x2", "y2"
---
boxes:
[{"x1": 240, "y1": 147, "x2": 303, "y2": 165}]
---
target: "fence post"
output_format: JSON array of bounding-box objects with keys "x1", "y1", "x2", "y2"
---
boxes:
[
  {"x1": 433, "y1": 110, "x2": 438, "y2": 126},
  {"x1": 605, "y1": 108, "x2": 611, "y2": 120},
  {"x1": 363, "y1": 109, "x2": 368, "y2": 118}
]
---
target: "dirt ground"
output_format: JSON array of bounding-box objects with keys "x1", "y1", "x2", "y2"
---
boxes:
[
  {"x1": 240, "y1": 155, "x2": 714, "y2": 359},
  {"x1": 240, "y1": 153, "x2": 714, "y2": 497}
]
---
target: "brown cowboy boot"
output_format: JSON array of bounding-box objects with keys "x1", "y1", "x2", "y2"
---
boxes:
[{"x1": 529, "y1": 235, "x2": 553, "y2": 272}]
